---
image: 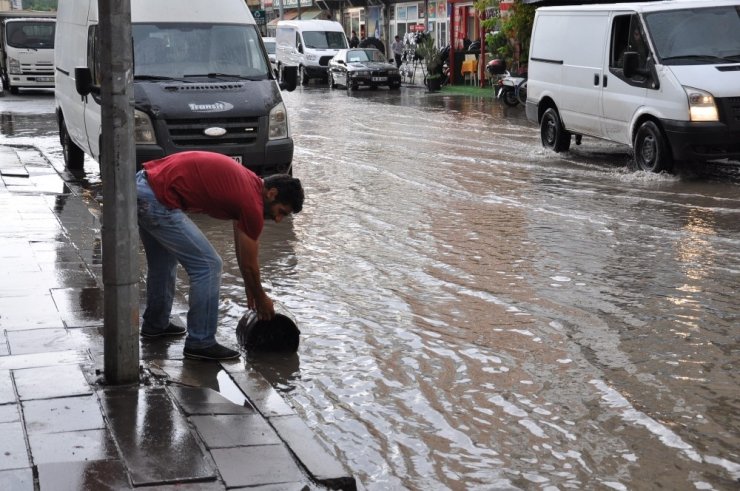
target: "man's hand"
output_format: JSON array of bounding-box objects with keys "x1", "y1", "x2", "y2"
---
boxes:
[{"x1": 254, "y1": 293, "x2": 275, "y2": 320}]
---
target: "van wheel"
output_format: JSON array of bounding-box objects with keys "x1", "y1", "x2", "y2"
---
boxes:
[
  {"x1": 60, "y1": 119, "x2": 85, "y2": 170},
  {"x1": 300, "y1": 66, "x2": 309, "y2": 86},
  {"x1": 634, "y1": 121, "x2": 672, "y2": 173},
  {"x1": 9, "y1": 86, "x2": 19, "y2": 95},
  {"x1": 540, "y1": 108, "x2": 571, "y2": 152}
]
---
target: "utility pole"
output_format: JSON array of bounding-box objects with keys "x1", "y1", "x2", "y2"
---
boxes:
[{"x1": 98, "y1": 0, "x2": 140, "y2": 384}]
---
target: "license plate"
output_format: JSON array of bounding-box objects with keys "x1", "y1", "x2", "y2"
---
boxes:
[
  {"x1": 371, "y1": 77, "x2": 387, "y2": 82},
  {"x1": 231, "y1": 155, "x2": 242, "y2": 164},
  {"x1": 36, "y1": 77, "x2": 54, "y2": 83}
]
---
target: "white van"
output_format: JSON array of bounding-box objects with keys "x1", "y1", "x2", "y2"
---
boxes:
[
  {"x1": 526, "y1": 0, "x2": 740, "y2": 172},
  {"x1": 55, "y1": 0, "x2": 297, "y2": 174},
  {"x1": 275, "y1": 20, "x2": 348, "y2": 85}
]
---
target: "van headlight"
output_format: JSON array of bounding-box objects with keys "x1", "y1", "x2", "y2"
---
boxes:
[
  {"x1": 8, "y1": 57, "x2": 21, "y2": 74},
  {"x1": 684, "y1": 86, "x2": 719, "y2": 122},
  {"x1": 134, "y1": 109, "x2": 156, "y2": 144},
  {"x1": 268, "y1": 102, "x2": 289, "y2": 140}
]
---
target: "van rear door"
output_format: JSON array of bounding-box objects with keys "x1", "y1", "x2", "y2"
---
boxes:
[{"x1": 601, "y1": 12, "x2": 649, "y2": 145}]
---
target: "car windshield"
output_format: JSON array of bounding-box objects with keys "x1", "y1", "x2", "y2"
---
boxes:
[
  {"x1": 263, "y1": 40, "x2": 276, "y2": 55},
  {"x1": 132, "y1": 23, "x2": 269, "y2": 78},
  {"x1": 5, "y1": 21, "x2": 55, "y2": 49},
  {"x1": 302, "y1": 30, "x2": 348, "y2": 49},
  {"x1": 347, "y1": 49, "x2": 385, "y2": 62},
  {"x1": 644, "y1": 5, "x2": 740, "y2": 64}
]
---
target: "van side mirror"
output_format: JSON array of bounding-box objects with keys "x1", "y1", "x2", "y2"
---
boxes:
[
  {"x1": 297, "y1": 43, "x2": 303, "y2": 54},
  {"x1": 622, "y1": 51, "x2": 638, "y2": 78},
  {"x1": 279, "y1": 65, "x2": 297, "y2": 92},
  {"x1": 74, "y1": 67, "x2": 99, "y2": 97}
]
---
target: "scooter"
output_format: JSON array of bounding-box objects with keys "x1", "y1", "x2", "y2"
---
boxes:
[{"x1": 497, "y1": 72, "x2": 527, "y2": 107}]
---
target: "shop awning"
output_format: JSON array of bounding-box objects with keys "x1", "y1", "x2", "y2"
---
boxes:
[{"x1": 267, "y1": 10, "x2": 324, "y2": 26}]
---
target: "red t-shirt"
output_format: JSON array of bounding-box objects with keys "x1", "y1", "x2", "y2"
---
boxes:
[{"x1": 143, "y1": 151, "x2": 264, "y2": 240}]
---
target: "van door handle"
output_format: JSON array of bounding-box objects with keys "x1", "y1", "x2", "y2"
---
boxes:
[
  {"x1": 594, "y1": 74, "x2": 599, "y2": 86},
  {"x1": 603, "y1": 75, "x2": 608, "y2": 88}
]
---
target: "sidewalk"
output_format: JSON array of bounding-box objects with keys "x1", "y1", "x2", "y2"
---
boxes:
[{"x1": 0, "y1": 145, "x2": 356, "y2": 490}]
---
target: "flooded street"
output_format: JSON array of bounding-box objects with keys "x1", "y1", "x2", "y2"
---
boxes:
[{"x1": 2, "y1": 88, "x2": 739, "y2": 490}]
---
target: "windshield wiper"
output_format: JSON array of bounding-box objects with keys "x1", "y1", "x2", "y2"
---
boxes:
[
  {"x1": 183, "y1": 72, "x2": 253, "y2": 79},
  {"x1": 661, "y1": 54, "x2": 730, "y2": 63}
]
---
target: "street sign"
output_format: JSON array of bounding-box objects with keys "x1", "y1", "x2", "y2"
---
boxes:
[{"x1": 253, "y1": 9, "x2": 266, "y2": 25}]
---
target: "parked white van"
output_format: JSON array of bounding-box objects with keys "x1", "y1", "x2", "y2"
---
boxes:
[
  {"x1": 55, "y1": 0, "x2": 297, "y2": 174},
  {"x1": 275, "y1": 20, "x2": 348, "y2": 85},
  {"x1": 526, "y1": 0, "x2": 740, "y2": 172}
]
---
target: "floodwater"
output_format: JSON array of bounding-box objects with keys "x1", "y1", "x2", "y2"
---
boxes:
[{"x1": 2, "y1": 88, "x2": 739, "y2": 490}]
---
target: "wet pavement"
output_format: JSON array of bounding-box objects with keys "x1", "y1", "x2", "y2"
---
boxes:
[
  {"x1": 1, "y1": 87, "x2": 739, "y2": 490},
  {"x1": 0, "y1": 144, "x2": 355, "y2": 490}
]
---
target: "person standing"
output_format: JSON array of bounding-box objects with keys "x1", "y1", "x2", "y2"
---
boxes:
[
  {"x1": 136, "y1": 151, "x2": 304, "y2": 361},
  {"x1": 392, "y1": 35, "x2": 404, "y2": 68},
  {"x1": 349, "y1": 30, "x2": 359, "y2": 48}
]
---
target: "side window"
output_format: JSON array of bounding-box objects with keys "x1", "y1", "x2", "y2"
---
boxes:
[
  {"x1": 611, "y1": 14, "x2": 649, "y2": 71},
  {"x1": 87, "y1": 25, "x2": 101, "y2": 86}
]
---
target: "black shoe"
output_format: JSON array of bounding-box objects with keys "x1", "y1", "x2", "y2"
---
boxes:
[
  {"x1": 183, "y1": 343, "x2": 240, "y2": 361},
  {"x1": 141, "y1": 322, "x2": 187, "y2": 338}
]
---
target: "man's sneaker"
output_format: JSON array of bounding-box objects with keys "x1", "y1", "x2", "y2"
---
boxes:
[
  {"x1": 183, "y1": 343, "x2": 240, "y2": 361},
  {"x1": 140, "y1": 322, "x2": 187, "y2": 338}
]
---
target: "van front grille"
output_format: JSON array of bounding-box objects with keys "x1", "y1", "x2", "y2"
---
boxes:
[
  {"x1": 718, "y1": 97, "x2": 740, "y2": 130},
  {"x1": 165, "y1": 117, "x2": 260, "y2": 146},
  {"x1": 164, "y1": 82, "x2": 244, "y2": 92}
]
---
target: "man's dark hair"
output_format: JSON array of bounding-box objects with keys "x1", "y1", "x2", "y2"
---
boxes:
[{"x1": 264, "y1": 174, "x2": 304, "y2": 213}]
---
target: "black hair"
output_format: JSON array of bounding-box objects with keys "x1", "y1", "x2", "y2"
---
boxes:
[{"x1": 263, "y1": 174, "x2": 304, "y2": 213}]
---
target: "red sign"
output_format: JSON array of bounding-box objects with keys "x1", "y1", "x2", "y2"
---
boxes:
[{"x1": 413, "y1": 24, "x2": 426, "y2": 32}]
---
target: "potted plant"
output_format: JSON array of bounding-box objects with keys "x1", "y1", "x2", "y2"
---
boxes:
[{"x1": 415, "y1": 35, "x2": 443, "y2": 92}]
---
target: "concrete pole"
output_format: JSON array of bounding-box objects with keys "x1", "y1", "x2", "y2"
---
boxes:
[
  {"x1": 278, "y1": 0, "x2": 284, "y2": 20},
  {"x1": 98, "y1": 0, "x2": 140, "y2": 384}
]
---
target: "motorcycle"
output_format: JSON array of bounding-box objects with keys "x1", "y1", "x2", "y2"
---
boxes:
[{"x1": 496, "y1": 71, "x2": 527, "y2": 107}]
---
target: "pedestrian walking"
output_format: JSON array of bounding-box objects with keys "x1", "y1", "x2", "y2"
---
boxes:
[
  {"x1": 136, "y1": 151, "x2": 304, "y2": 361},
  {"x1": 391, "y1": 35, "x2": 403, "y2": 68},
  {"x1": 349, "y1": 30, "x2": 359, "y2": 48}
]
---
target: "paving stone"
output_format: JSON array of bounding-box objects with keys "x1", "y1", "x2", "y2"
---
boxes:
[
  {"x1": 0, "y1": 370, "x2": 14, "y2": 404},
  {"x1": 28, "y1": 429, "x2": 118, "y2": 465},
  {"x1": 0, "y1": 468, "x2": 33, "y2": 491},
  {"x1": 190, "y1": 413, "x2": 281, "y2": 448},
  {"x1": 100, "y1": 387, "x2": 216, "y2": 486},
  {"x1": 150, "y1": 359, "x2": 224, "y2": 391},
  {"x1": 14, "y1": 364, "x2": 91, "y2": 400},
  {"x1": 271, "y1": 415, "x2": 357, "y2": 491},
  {"x1": 7, "y1": 328, "x2": 100, "y2": 356},
  {"x1": 0, "y1": 350, "x2": 87, "y2": 370},
  {"x1": 168, "y1": 386, "x2": 252, "y2": 415},
  {"x1": 0, "y1": 403, "x2": 19, "y2": 423},
  {"x1": 227, "y1": 370, "x2": 296, "y2": 418},
  {"x1": 0, "y1": 167, "x2": 29, "y2": 178},
  {"x1": 0, "y1": 421, "x2": 31, "y2": 470},
  {"x1": 0, "y1": 334, "x2": 8, "y2": 356},
  {"x1": 37, "y1": 460, "x2": 129, "y2": 491},
  {"x1": 136, "y1": 482, "x2": 225, "y2": 491},
  {"x1": 243, "y1": 484, "x2": 311, "y2": 491},
  {"x1": 22, "y1": 395, "x2": 105, "y2": 434},
  {"x1": 211, "y1": 445, "x2": 305, "y2": 488}
]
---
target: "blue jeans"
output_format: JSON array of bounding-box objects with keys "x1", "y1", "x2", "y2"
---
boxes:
[{"x1": 136, "y1": 170, "x2": 222, "y2": 349}]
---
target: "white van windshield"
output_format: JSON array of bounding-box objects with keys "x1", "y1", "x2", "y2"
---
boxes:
[
  {"x1": 645, "y1": 5, "x2": 740, "y2": 65},
  {"x1": 302, "y1": 31, "x2": 348, "y2": 50},
  {"x1": 133, "y1": 23, "x2": 270, "y2": 78}
]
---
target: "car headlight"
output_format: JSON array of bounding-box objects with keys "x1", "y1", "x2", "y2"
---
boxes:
[
  {"x1": 134, "y1": 109, "x2": 156, "y2": 144},
  {"x1": 684, "y1": 86, "x2": 718, "y2": 122},
  {"x1": 269, "y1": 101, "x2": 289, "y2": 140},
  {"x1": 8, "y1": 57, "x2": 21, "y2": 74}
]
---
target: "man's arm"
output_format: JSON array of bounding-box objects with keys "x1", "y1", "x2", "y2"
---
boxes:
[{"x1": 233, "y1": 222, "x2": 275, "y2": 320}]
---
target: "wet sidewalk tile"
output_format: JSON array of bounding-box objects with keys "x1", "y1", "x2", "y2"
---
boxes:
[
  {"x1": 0, "y1": 350, "x2": 88, "y2": 371},
  {"x1": 210, "y1": 445, "x2": 305, "y2": 488},
  {"x1": 14, "y1": 364, "x2": 91, "y2": 400},
  {"x1": 6, "y1": 328, "x2": 102, "y2": 356},
  {"x1": 37, "y1": 460, "x2": 129, "y2": 491},
  {"x1": 168, "y1": 386, "x2": 252, "y2": 415},
  {"x1": 100, "y1": 387, "x2": 217, "y2": 486},
  {"x1": 28, "y1": 428, "x2": 117, "y2": 465},
  {"x1": 190, "y1": 413, "x2": 281, "y2": 448},
  {"x1": 0, "y1": 370, "x2": 15, "y2": 404},
  {"x1": 0, "y1": 420, "x2": 30, "y2": 470},
  {"x1": 0, "y1": 468, "x2": 33, "y2": 491},
  {"x1": 22, "y1": 395, "x2": 105, "y2": 434},
  {"x1": 0, "y1": 403, "x2": 19, "y2": 423}
]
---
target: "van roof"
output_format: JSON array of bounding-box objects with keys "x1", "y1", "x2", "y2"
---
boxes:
[
  {"x1": 276, "y1": 19, "x2": 344, "y2": 31},
  {"x1": 538, "y1": 0, "x2": 738, "y2": 14},
  {"x1": 77, "y1": 0, "x2": 256, "y2": 24}
]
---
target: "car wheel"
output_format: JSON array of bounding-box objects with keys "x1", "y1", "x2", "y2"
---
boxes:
[
  {"x1": 540, "y1": 107, "x2": 571, "y2": 153},
  {"x1": 300, "y1": 66, "x2": 309, "y2": 86},
  {"x1": 633, "y1": 120, "x2": 672, "y2": 173},
  {"x1": 60, "y1": 118, "x2": 85, "y2": 170}
]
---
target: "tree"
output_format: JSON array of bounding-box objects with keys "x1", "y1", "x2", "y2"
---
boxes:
[{"x1": 475, "y1": 0, "x2": 535, "y2": 72}]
